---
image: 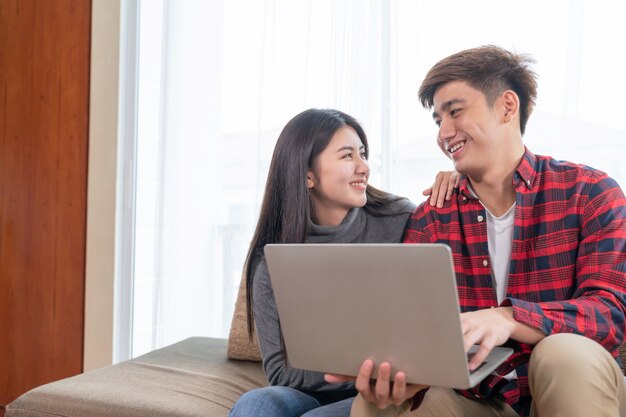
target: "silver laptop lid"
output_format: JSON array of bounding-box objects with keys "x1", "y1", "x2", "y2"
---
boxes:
[{"x1": 264, "y1": 243, "x2": 512, "y2": 389}]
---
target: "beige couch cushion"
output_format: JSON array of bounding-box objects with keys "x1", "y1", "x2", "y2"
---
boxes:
[
  {"x1": 6, "y1": 338, "x2": 267, "y2": 417},
  {"x1": 227, "y1": 275, "x2": 262, "y2": 362}
]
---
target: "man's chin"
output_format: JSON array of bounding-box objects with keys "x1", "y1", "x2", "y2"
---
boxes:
[{"x1": 452, "y1": 161, "x2": 467, "y2": 175}]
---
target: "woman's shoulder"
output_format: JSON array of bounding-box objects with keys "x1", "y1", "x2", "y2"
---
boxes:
[
  {"x1": 359, "y1": 197, "x2": 415, "y2": 243},
  {"x1": 366, "y1": 196, "x2": 416, "y2": 217},
  {"x1": 388, "y1": 196, "x2": 417, "y2": 213}
]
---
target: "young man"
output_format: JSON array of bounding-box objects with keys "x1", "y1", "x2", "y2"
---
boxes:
[{"x1": 334, "y1": 46, "x2": 626, "y2": 416}]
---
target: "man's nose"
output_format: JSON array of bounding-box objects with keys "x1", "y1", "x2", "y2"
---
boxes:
[{"x1": 437, "y1": 117, "x2": 456, "y2": 143}]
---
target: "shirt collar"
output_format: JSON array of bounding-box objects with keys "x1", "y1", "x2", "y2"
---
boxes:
[
  {"x1": 307, "y1": 207, "x2": 365, "y2": 243},
  {"x1": 513, "y1": 147, "x2": 537, "y2": 191},
  {"x1": 458, "y1": 147, "x2": 537, "y2": 200}
]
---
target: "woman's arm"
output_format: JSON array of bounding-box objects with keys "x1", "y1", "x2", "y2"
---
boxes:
[{"x1": 252, "y1": 257, "x2": 354, "y2": 391}]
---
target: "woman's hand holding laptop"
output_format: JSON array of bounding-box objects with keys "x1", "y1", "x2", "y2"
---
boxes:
[{"x1": 325, "y1": 360, "x2": 428, "y2": 409}]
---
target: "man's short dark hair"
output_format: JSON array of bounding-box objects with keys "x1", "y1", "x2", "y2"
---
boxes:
[{"x1": 418, "y1": 45, "x2": 538, "y2": 135}]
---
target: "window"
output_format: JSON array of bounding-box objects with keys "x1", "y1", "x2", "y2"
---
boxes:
[{"x1": 122, "y1": 0, "x2": 626, "y2": 358}]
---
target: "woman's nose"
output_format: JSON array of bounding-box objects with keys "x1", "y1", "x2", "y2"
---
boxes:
[{"x1": 357, "y1": 156, "x2": 369, "y2": 176}]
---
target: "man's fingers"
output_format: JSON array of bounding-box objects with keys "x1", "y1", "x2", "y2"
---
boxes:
[
  {"x1": 461, "y1": 324, "x2": 482, "y2": 353},
  {"x1": 469, "y1": 337, "x2": 496, "y2": 371}
]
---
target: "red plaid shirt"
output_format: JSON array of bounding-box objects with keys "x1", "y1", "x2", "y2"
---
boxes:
[{"x1": 404, "y1": 148, "x2": 626, "y2": 415}]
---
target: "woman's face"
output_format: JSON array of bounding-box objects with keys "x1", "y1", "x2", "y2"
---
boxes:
[{"x1": 307, "y1": 126, "x2": 369, "y2": 226}]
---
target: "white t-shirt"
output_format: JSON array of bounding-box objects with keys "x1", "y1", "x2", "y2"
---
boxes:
[
  {"x1": 468, "y1": 184, "x2": 518, "y2": 379},
  {"x1": 466, "y1": 183, "x2": 516, "y2": 303},
  {"x1": 484, "y1": 201, "x2": 516, "y2": 380},
  {"x1": 485, "y1": 203, "x2": 516, "y2": 304}
]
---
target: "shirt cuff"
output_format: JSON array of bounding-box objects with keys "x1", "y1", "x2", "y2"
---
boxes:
[{"x1": 503, "y1": 297, "x2": 552, "y2": 335}]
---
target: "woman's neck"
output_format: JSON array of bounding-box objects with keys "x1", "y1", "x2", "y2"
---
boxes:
[{"x1": 311, "y1": 207, "x2": 350, "y2": 227}]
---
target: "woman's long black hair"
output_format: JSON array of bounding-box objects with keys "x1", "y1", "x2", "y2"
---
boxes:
[{"x1": 244, "y1": 108, "x2": 405, "y2": 338}]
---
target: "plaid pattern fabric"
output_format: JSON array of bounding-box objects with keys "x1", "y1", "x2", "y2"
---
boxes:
[{"x1": 404, "y1": 148, "x2": 626, "y2": 415}]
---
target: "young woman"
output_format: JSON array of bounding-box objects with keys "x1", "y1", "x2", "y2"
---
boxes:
[{"x1": 229, "y1": 109, "x2": 457, "y2": 417}]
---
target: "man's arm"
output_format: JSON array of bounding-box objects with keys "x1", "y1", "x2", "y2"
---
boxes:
[
  {"x1": 462, "y1": 176, "x2": 626, "y2": 368},
  {"x1": 506, "y1": 175, "x2": 626, "y2": 354}
]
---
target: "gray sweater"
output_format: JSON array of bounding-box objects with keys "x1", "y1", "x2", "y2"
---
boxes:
[{"x1": 252, "y1": 199, "x2": 416, "y2": 394}]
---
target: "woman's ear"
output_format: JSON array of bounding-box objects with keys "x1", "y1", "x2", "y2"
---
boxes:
[
  {"x1": 501, "y1": 90, "x2": 520, "y2": 123},
  {"x1": 307, "y1": 171, "x2": 315, "y2": 189}
]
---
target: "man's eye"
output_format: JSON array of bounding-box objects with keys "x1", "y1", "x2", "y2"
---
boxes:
[
  {"x1": 451, "y1": 109, "x2": 460, "y2": 117},
  {"x1": 435, "y1": 120, "x2": 441, "y2": 127}
]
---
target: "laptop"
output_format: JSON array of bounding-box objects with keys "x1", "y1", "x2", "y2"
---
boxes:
[{"x1": 264, "y1": 243, "x2": 513, "y2": 389}]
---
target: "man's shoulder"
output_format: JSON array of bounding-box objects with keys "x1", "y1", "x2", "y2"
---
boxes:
[
  {"x1": 405, "y1": 195, "x2": 465, "y2": 243},
  {"x1": 535, "y1": 153, "x2": 609, "y2": 181},
  {"x1": 533, "y1": 153, "x2": 625, "y2": 204},
  {"x1": 410, "y1": 194, "x2": 462, "y2": 224}
]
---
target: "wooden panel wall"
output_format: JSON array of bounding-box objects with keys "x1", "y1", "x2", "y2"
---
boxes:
[{"x1": 0, "y1": 0, "x2": 91, "y2": 411}]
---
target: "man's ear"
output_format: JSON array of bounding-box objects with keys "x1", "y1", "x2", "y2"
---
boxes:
[{"x1": 501, "y1": 90, "x2": 520, "y2": 122}]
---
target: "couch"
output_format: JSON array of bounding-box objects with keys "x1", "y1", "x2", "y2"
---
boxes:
[
  {"x1": 6, "y1": 279, "x2": 266, "y2": 417},
  {"x1": 7, "y1": 277, "x2": 626, "y2": 416}
]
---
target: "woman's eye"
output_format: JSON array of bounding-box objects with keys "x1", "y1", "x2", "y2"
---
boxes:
[
  {"x1": 360, "y1": 152, "x2": 367, "y2": 160},
  {"x1": 342, "y1": 153, "x2": 352, "y2": 159},
  {"x1": 435, "y1": 120, "x2": 441, "y2": 127}
]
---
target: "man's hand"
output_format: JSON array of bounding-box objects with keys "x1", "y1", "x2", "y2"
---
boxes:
[
  {"x1": 461, "y1": 306, "x2": 545, "y2": 370},
  {"x1": 461, "y1": 307, "x2": 516, "y2": 371},
  {"x1": 423, "y1": 171, "x2": 460, "y2": 208},
  {"x1": 325, "y1": 360, "x2": 428, "y2": 409}
]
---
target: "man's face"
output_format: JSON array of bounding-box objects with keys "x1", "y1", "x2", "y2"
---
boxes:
[{"x1": 432, "y1": 81, "x2": 503, "y2": 178}]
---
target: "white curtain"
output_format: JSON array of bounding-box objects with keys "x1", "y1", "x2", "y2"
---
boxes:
[{"x1": 129, "y1": 0, "x2": 626, "y2": 357}]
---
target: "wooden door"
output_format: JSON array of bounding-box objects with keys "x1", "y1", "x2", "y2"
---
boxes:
[{"x1": 0, "y1": 0, "x2": 91, "y2": 412}]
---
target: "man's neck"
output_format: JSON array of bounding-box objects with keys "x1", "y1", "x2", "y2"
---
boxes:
[
  {"x1": 467, "y1": 149, "x2": 524, "y2": 217},
  {"x1": 469, "y1": 178, "x2": 516, "y2": 217}
]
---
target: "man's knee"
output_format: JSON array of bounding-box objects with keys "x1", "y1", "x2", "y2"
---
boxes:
[
  {"x1": 528, "y1": 334, "x2": 626, "y2": 416},
  {"x1": 530, "y1": 333, "x2": 617, "y2": 379}
]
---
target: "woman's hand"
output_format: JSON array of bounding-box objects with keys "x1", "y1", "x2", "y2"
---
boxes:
[
  {"x1": 422, "y1": 171, "x2": 460, "y2": 208},
  {"x1": 325, "y1": 359, "x2": 428, "y2": 409}
]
